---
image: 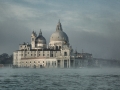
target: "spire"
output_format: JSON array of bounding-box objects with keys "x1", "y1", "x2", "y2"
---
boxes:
[
  {"x1": 56, "y1": 19, "x2": 62, "y2": 31},
  {"x1": 32, "y1": 30, "x2": 36, "y2": 36},
  {"x1": 39, "y1": 29, "x2": 42, "y2": 36},
  {"x1": 34, "y1": 31, "x2": 37, "y2": 37},
  {"x1": 82, "y1": 49, "x2": 84, "y2": 54},
  {"x1": 32, "y1": 30, "x2": 34, "y2": 34},
  {"x1": 58, "y1": 19, "x2": 60, "y2": 24},
  {"x1": 75, "y1": 48, "x2": 78, "y2": 54}
]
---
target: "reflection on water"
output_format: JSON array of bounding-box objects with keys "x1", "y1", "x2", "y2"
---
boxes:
[{"x1": 0, "y1": 68, "x2": 120, "y2": 90}]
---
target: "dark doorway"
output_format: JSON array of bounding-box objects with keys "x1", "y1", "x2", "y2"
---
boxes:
[
  {"x1": 34, "y1": 65, "x2": 36, "y2": 68},
  {"x1": 57, "y1": 60, "x2": 60, "y2": 68},
  {"x1": 40, "y1": 65, "x2": 43, "y2": 68},
  {"x1": 64, "y1": 60, "x2": 67, "y2": 68},
  {"x1": 70, "y1": 60, "x2": 74, "y2": 67}
]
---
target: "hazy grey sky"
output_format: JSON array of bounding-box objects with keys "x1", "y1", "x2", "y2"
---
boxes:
[{"x1": 0, "y1": 0, "x2": 120, "y2": 59}]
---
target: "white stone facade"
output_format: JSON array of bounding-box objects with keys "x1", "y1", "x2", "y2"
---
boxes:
[{"x1": 13, "y1": 21, "x2": 87, "y2": 68}]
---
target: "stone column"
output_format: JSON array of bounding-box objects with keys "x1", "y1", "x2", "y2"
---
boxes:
[
  {"x1": 68, "y1": 59, "x2": 70, "y2": 68},
  {"x1": 62, "y1": 60, "x2": 64, "y2": 68},
  {"x1": 56, "y1": 60, "x2": 57, "y2": 68},
  {"x1": 61, "y1": 60, "x2": 62, "y2": 68},
  {"x1": 73, "y1": 59, "x2": 75, "y2": 68},
  {"x1": 69, "y1": 60, "x2": 70, "y2": 68},
  {"x1": 67, "y1": 60, "x2": 68, "y2": 68}
]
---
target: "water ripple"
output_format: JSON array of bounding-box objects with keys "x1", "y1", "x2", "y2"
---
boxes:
[{"x1": 0, "y1": 68, "x2": 120, "y2": 90}]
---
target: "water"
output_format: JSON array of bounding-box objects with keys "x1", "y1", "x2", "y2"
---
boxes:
[{"x1": 0, "y1": 68, "x2": 120, "y2": 90}]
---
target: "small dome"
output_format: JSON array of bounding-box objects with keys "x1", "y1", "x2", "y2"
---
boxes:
[{"x1": 35, "y1": 30, "x2": 46, "y2": 44}]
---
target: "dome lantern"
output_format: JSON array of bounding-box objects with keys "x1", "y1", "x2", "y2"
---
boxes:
[
  {"x1": 56, "y1": 19, "x2": 63, "y2": 31},
  {"x1": 39, "y1": 29, "x2": 42, "y2": 36}
]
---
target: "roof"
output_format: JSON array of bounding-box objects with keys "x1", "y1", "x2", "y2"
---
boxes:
[{"x1": 17, "y1": 48, "x2": 61, "y2": 51}]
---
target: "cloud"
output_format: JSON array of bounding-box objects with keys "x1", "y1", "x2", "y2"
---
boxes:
[
  {"x1": 0, "y1": 0, "x2": 120, "y2": 60},
  {"x1": 0, "y1": 2, "x2": 41, "y2": 21}
]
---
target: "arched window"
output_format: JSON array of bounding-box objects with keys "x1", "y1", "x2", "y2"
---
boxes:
[
  {"x1": 32, "y1": 38, "x2": 34, "y2": 41},
  {"x1": 59, "y1": 46, "x2": 61, "y2": 49},
  {"x1": 64, "y1": 52, "x2": 67, "y2": 56},
  {"x1": 56, "y1": 46, "x2": 58, "y2": 50}
]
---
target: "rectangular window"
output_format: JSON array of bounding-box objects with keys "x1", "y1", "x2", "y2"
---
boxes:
[
  {"x1": 55, "y1": 61, "x2": 56, "y2": 66},
  {"x1": 50, "y1": 54, "x2": 53, "y2": 57}
]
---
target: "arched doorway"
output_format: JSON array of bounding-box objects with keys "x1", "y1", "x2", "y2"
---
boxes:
[
  {"x1": 64, "y1": 60, "x2": 67, "y2": 68},
  {"x1": 57, "y1": 60, "x2": 60, "y2": 68},
  {"x1": 34, "y1": 65, "x2": 36, "y2": 68},
  {"x1": 40, "y1": 65, "x2": 43, "y2": 68},
  {"x1": 56, "y1": 46, "x2": 58, "y2": 50},
  {"x1": 64, "y1": 52, "x2": 67, "y2": 56}
]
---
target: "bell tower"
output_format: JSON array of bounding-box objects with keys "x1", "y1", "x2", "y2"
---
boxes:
[{"x1": 31, "y1": 31, "x2": 36, "y2": 49}]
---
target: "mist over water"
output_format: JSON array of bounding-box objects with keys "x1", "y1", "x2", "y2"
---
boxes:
[{"x1": 0, "y1": 68, "x2": 120, "y2": 90}]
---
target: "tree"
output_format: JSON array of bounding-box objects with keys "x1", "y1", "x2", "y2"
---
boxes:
[{"x1": 0, "y1": 53, "x2": 13, "y2": 64}]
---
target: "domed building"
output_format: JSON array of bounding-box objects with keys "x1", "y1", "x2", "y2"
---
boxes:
[
  {"x1": 34, "y1": 30, "x2": 46, "y2": 49},
  {"x1": 13, "y1": 20, "x2": 92, "y2": 68},
  {"x1": 30, "y1": 30, "x2": 46, "y2": 49},
  {"x1": 49, "y1": 20, "x2": 69, "y2": 49}
]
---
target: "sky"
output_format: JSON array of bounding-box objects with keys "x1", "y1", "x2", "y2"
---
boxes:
[{"x1": 0, "y1": 0, "x2": 120, "y2": 59}]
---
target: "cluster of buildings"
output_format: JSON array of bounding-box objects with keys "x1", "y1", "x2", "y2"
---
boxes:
[{"x1": 13, "y1": 20, "x2": 93, "y2": 68}]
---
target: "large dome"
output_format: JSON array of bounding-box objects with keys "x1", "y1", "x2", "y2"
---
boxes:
[
  {"x1": 50, "y1": 30, "x2": 69, "y2": 43},
  {"x1": 50, "y1": 20, "x2": 69, "y2": 44},
  {"x1": 35, "y1": 30, "x2": 46, "y2": 44}
]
